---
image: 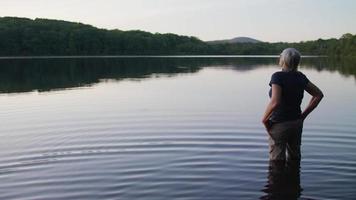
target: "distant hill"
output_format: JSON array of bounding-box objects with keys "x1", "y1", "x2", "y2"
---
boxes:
[{"x1": 207, "y1": 37, "x2": 262, "y2": 44}]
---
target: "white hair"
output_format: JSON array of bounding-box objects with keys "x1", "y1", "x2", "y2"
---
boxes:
[{"x1": 279, "y1": 48, "x2": 301, "y2": 71}]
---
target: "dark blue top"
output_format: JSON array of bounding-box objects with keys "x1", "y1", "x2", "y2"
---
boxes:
[{"x1": 268, "y1": 70, "x2": 309, "y2": 122}]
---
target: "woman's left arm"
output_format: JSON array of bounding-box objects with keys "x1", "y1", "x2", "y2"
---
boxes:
[{"x1": 261, "y1": 84, "x2": 282, "y2": 132}]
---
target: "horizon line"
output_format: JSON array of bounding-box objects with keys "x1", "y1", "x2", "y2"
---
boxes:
[{"x1": 0, "y1": 55, "x2": 326, "y2": 60}]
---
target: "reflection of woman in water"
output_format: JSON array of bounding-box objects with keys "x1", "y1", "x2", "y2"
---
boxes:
[
  {"x1": 261, "y1": 48, "x2": 323, "y2": 199},
  {"x1": 260, "y1": 160, "x2": 302, "y2": 200}
]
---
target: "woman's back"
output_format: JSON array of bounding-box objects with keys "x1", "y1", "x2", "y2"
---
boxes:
[{"x1": 268, "y1": 71, "x2": 309, "y2": 122}]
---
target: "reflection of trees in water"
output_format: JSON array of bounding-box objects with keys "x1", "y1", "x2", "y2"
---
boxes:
[
  {"x1": 301, "y1": 57, "x2": 356, "y2": 80},
  {"x1": 0, "y1": 58, "x2": 199, "y2": 93},
  {"x1": 0, "y1": 57, "x2": 274, "y2": 93},
  {"x1": 0, "y1": 57, "x2": 355, "y2": 93}
]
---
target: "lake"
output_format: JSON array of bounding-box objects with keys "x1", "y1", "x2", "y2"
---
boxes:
[{"x1": 0, "y1": 56, "x2": 355, "y2": 200}]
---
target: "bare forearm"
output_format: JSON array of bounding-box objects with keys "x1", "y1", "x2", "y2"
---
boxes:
[
  {"x1": 262, "y1": 101, "x2": 278, "y2": 123},
  {"x1": 303, "y1": 81, "x2": 324, "y2": 120},
  {"x1": 302, "y1": 95, "x2": 323, "y2": 119},
  {"x1": 262, "y1": 84, "x2": 282, "y2": 131}
]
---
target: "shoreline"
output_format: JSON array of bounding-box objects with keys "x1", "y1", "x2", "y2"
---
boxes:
[{"x1": 0, "y1": 55, "x2": 326, "y2": 60}]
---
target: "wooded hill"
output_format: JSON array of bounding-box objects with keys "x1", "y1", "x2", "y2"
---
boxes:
[{"x1": 0, "y1": 17, "x2": 355, "y2": 56}]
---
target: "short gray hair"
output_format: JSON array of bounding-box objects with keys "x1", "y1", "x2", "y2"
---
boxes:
[{"x1": 279, "y1": 48, "x2": 301, "y2": 70}]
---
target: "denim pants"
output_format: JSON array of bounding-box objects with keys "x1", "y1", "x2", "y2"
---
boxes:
[{"x1": 268, "y1": 119, "x2": 304, "y2": 161}]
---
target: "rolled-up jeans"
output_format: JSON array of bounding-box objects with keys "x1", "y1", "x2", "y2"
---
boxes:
[{"x1": 268, "y1": 119, "x2": 304, "y2": 161}]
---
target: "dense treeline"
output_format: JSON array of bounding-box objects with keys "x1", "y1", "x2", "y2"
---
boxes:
[
  {"x1": 209, "y1": 34, "x2": 356, "y2": 56},
  {"x1": 0, "y1": 17, "x2": 355, "y2": 56},
  {"x1": 0, "y1": 17, "x2": 210, "y2": 55}
]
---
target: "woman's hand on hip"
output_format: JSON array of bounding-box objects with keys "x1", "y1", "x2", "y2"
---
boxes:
[{"x1": 262, "y1": 119, "x2": 273, "y2": 134}]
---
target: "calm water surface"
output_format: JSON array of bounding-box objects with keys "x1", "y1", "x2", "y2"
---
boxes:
[{"x1": 0, "y1": 57, "x2": 355, "y2": 199}]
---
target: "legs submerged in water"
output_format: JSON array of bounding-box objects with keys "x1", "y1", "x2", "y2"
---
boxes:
[{"x1": 262, "y1": 119, "x2": 304, "y2": 199}]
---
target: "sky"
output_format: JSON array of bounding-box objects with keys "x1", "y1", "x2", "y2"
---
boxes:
[{"x1": 1, "y1": 0, "x2": 356, "y2": 42}]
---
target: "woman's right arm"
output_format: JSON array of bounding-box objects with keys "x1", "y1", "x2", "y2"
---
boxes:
[{"x1": 301, "y1": 82, "x2": 324, "y2": 120}]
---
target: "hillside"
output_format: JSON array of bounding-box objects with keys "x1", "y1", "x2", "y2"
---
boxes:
[
  {"x1": 207, "y1": 37, "x2": 261, "y2": 44},
  {"x1": 0, "y1": 17, "x2": 211, "y2": 56},
  {"x1": 0, "y1": 17, "x2": 355, "y2": 56}
]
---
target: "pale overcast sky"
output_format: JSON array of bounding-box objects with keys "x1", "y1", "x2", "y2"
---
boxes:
[{"x1": 1, "y1": 0, "x2": 355, "y2": 42}]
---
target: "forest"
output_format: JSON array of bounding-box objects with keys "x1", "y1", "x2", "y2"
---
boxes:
[{"x1": 0, "y1": 17, "x2": 355, "y2": 56}]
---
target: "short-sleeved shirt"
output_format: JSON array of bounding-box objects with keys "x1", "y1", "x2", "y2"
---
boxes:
[{"x1": 268, "y1": 70, "x2": 309, "y2": 122}]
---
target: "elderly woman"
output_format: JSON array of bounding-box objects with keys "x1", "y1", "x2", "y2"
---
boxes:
[{"x1": 262, "y1": 48, "x2": 324, "y2": 161}]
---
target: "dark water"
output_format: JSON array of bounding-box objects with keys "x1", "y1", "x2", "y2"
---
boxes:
[{"x1": 0, "y1": 57, "x2": 355, "y2": 200}]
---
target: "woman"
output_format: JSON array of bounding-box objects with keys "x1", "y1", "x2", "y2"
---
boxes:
[{"x1": 262, "y1": 48, "x2": 324, "y2": 161}]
